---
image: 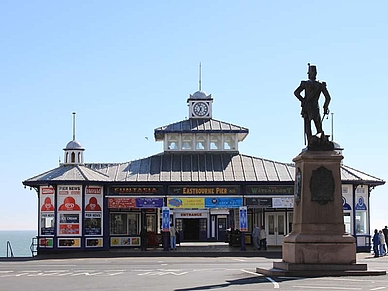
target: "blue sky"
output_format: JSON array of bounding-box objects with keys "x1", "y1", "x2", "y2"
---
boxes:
[{"x1": 1, "y1": 1, "x2": 387, "y2": 231}]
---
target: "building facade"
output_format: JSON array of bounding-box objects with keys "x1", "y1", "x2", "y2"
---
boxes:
[{"x1": 23, "y1": 88, "x2": 385, "y2": 254}]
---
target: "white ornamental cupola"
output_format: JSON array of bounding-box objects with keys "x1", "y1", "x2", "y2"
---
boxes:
[
  {"x1": 63, "y1": 112, "x2": 84, "y2": 165},
  {"x1": 187, "y1": 63, "x2": 213, "y2": 119}
]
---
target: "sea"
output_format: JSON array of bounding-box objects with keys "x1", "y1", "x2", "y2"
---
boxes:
[{"x1": 0, "y1": 230, "x2": 37, "y2": 257}]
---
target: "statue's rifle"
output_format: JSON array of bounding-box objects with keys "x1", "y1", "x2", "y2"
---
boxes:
[{"x1": 321, "y1": 109, "x2": 330, "y2": 123}]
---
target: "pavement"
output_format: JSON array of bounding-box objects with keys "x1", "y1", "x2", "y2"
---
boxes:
[{"x1": 0, "y1": 242, "x2": 283, "y2": 260}]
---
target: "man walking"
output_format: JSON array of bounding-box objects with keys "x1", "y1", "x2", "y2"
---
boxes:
[
  {"x1": 252, "y1": 225, "x2": 260, "y2": 250},
  {"x1": 259, "y1": 225, "x2": 267, "y2": 250},
  {"x1": 169, "y1": 223, "x2": 177, "y2": 250}
]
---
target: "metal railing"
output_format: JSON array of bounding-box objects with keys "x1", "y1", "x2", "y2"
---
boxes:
[
  {"x1": 6, "y1": 241, "x2": 14, "y2": 258},
  {"x1": 30, "y1": 237, "x2": 38, "y2": 257}
]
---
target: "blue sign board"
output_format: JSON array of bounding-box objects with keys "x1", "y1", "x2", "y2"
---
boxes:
[
  {"x1": 205, "y1": 197, "x2": 242, "y2": 208},
  {"x1": 355, "y1": 196, "x2": 367, "y2": 210},
  {"x1": 239, "y1": 206, "x2": 247, "y2": 231},
  {"x1": 136, "y1": 198, "x2": 163, "y2": 208},
  {"x1": 162, "y1": 207, "x2": 170, "y2": 232}
]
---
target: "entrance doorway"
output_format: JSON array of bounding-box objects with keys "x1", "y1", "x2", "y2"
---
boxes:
[
  {"x1": 266, "y1": 212, "x2": 285, "y2": 246},
  {"x1": 217, "y1": 216, "x2": 227, "y2": 241},
  {"x1": 183, "y1": 219, "x2": 200, "y2": 241}
]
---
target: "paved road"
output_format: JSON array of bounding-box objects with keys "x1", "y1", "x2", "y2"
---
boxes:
[{"x1": 0, "y1": 253, "x2": 387, "y2": 290}]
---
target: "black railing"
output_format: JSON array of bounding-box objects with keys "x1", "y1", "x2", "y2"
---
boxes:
[{"x1": 6, "y1": 241, "x2": 14, "y2": 258}]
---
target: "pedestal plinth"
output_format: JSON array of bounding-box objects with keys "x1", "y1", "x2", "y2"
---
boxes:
[{"x1": 256, "y1": 149, "x2": 385, "y2": 277}]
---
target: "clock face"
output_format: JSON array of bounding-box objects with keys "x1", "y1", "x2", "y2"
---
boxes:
[{"x1": 193, "y1": 102, "x2": 209, "y2": 117}]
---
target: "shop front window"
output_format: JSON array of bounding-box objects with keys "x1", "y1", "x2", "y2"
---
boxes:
[
  {"x1": 356, "y1": 211, "x2": 367, "y2": 234},
  {"x1": 128, "y1": 213, "x2": 140, "y2": 235},
  {"x1": 110, "y1": 213, "x2": 128, "y2": 235},
  {"x1": 344, "y1": 213, "x2": 351, "y2": 234}
]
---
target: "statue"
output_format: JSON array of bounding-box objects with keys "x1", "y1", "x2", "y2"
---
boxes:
[{"x1": 294, "y1": 64, "x2": 332, "y2": 149}]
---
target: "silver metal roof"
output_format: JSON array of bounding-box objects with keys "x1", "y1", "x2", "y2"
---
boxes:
[
  {"x1": 22, "y1": 153, "x2": 385, "y2": 186},
  {"x1": 154, "y1": 119, "x2": 249, "y2": 141},
  {"x1": 23, "y1": 164, "x2": 110, "y2": 184}
]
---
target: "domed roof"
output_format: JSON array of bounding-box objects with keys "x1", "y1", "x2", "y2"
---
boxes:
[
  {"x1": 333, "y1": 141, "x2": 343, "y2": 150},
  {"x1": 64, "y1": 140, "x2": 84, "y2": 150},
  {"x1": 190, "y1": 90, "x2": 212, "y2": 99}
]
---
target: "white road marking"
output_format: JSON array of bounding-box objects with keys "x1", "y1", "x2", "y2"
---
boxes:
[
  {"x1": 230, "y1": 258, "x2": 247, "y2": 262},
  {"x1": 27, "y1": 273, "x2": 44, "y2": 277},
  {"x1": 241, "y1": 269, "x2": 279, "y2": 289},
  {"x1": 292, "y1": 285, "x2": 361, "y2": 290},
  {"x1": 108, "y1": 272, "x2": 124, "y2": 276},
  {"x1": 15, "y1": 273, "x2": 29, "y2": 277},
  {"x1": 370, "y1": 287, "x2": 387, "y2": 291}
]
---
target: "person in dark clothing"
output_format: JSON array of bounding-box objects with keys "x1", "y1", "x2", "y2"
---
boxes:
[
  {"x1": 140, "y1": 227, "x2": 148, "y2": 251},
  {"x1": 383, "y1": 226, "x2": 388, "y2": 254},
  {"x1": 372, "y1": 229, "x2": 380, "y2": 257}
]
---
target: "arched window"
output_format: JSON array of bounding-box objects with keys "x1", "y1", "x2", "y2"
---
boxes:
[
  {"x1": 224, "y1": 134, "x2": 236, "y2": 150},
  {"x1": 167, "y1": 135, "x2": 179, "y2": 150},
  {"x1": 182, "y1": 134, "x2": 193, "y2": 150},
  {"x1": 78, "y1": 152, "x2": 81, "y2": 163},
  {"x1": 196, "y1": 135, "x2": 207, "y2": 150},
  {"x1": 71, "y1": 152, "x2": 76, "y2": 163},
  {"x1": 210, "y1": 134, "x2": 221, "y2": 150}
]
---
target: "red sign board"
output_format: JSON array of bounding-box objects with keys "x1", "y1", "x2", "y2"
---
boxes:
[{"x1": 108, "y1": 197, "x2": 136, "y2": 209}]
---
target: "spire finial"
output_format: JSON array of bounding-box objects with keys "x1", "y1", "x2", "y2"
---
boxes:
[
  {"x1": 199, "y1": 62, "x2": 202, "y2": 91},
  {"x1": 72, "y1": 112, "x2": 76, "y2": 141}
]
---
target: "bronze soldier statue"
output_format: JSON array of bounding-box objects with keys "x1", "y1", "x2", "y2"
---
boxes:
[{"x1": 294, "y1": 64, "x2": 331, "y2": 145}]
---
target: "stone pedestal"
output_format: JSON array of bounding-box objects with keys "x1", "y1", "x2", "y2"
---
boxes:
[{"x1": 256, "y1": 149, "x2": 385, "y2": 277}]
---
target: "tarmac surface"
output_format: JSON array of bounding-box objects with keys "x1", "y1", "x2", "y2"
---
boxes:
[{"x1": 1, "y1": 242, "x2": 281, "y2": 260}]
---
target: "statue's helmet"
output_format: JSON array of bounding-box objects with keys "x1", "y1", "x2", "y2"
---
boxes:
[{"x1": 308, "y1": 63, "x2": 317, "y2": 74}]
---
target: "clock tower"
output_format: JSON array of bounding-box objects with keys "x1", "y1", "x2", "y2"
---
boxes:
[{"x1": 188, "y1": 90, "x2": 213, "y2": 119}]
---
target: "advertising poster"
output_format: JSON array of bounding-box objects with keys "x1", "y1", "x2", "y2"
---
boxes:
[
  {"x1": 167, "y1": 198, "x2": 205, "y2": 208},
  {"x1": 110, "y1": 237, "x2": 140, "y2": 246},
  {"x1": 57, "y1": 185, "x2": 82, "y2": 236},
  {"x1": 40, "y1": 213, "x2": 55, "y2": 235},
  {"x1": 85, "y1": 186, "x2": 103, "y2": 211},
  {"x1": 85, "y1": 186, "x2": 103, "y2": 236},
  {"x1": 59, "y1": 223, "x2": 80, "y2": 235},
  {"x1": 86, "y1": 238, "x2": 103, "y2": 247},
  {"x1": 40, "y1": 186, "x2": 55, "y2": 212},
  {"x1": 58, "y1": 238, "x2": 80, "y2": 248},
  {"x1": 39, "y1": 238, "x2": 53, "y2": 248},
  {"x1": 108, "y1": 197, "x2": 136, "y2": 208},
  {"x1": 136, "y1": 198, "x2": 163, "y2": 208},
  {"x1": 85, "y1": 213, "x2": 102, "y2": 235},
  {"x1": 204, "y1": 197, "x2": 242, "y2": 208},
  {"x1": 272, "y1": 197, "x2": 294, "y2": 208},
  {"x1": 40, "y1": 186, "x2": 55, "y2": 236},
  {"x1": 57, "y1": 185, "x2": 82, "y2": 211}
]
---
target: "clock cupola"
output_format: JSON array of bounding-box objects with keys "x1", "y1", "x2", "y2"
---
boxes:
[{"x1": 187, "y1": 63, "x2": 213, "y2": 119}]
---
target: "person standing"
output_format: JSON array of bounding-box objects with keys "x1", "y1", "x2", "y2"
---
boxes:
[
  {"x1": 379, "y1": 230, "x2": 386, "y2": 257},
  {"x1": 372, "y1": 229, "x2": 380, "y2": 257},
  {"x1": 169, "y1": 223, "x2": 177, "y2": 250},
  {"x1": 259, "y1": 225, "x2": 267, "y2": 250},
  {"x1": 140, "y1": 227, "x2": 148, "y2": 251},
  {"x1": 383, "y1": 226, "x2": 388, "y2": 254},
  {"x1": 252, "y1": 225, "x2": 260, "y2": 250}
]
